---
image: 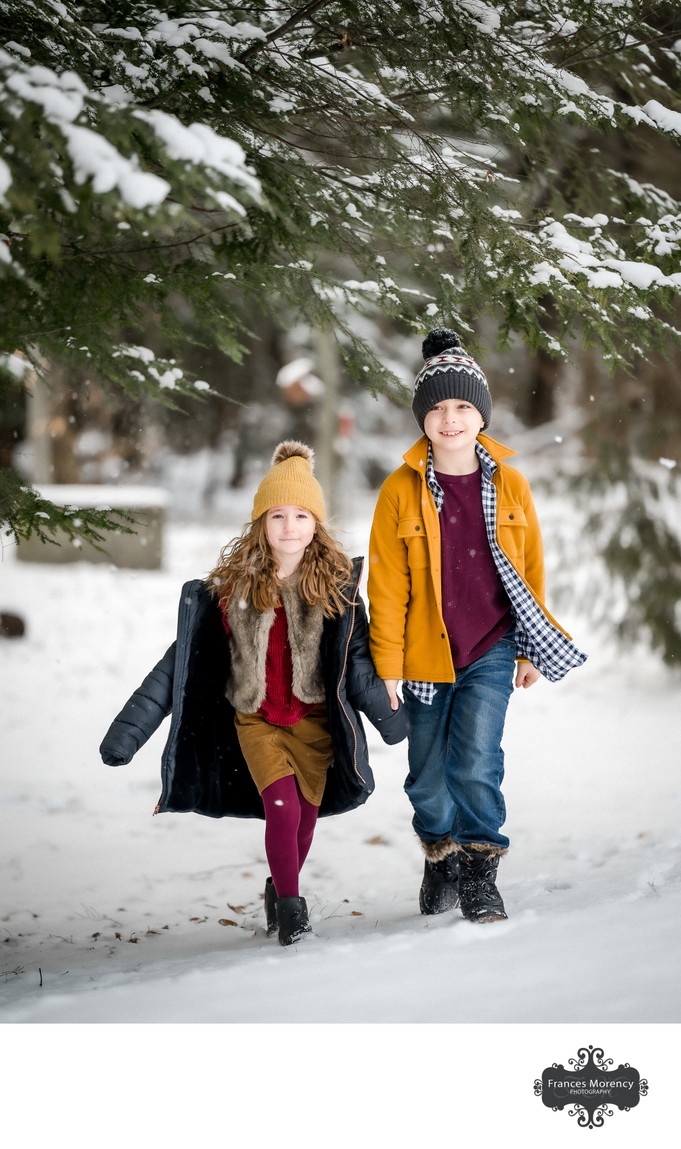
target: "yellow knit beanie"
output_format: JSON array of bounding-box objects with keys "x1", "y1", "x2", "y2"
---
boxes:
[{"x1": 251, "y1": 441, "x2": 326, "y2": 522}]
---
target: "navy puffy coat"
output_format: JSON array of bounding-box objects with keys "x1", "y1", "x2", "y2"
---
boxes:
[{"x1": 99, "y1": 561, "x2": 407, "y2": 819}]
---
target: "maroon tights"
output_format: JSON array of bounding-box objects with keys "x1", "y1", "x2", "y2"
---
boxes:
[{"x1": 260, "y1": 775, "x2": 320, "y2": 899}]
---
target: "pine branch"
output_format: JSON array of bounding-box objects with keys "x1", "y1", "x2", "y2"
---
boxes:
[{"x1": 238, "y1": 0, "x2": 335, "y2": 64}]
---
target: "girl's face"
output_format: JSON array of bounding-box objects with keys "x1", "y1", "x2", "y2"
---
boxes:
[{"x1": 265, "y1": 505, "x2": 316, "y2": 574}]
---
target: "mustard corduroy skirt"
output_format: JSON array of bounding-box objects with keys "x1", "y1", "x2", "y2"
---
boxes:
[{"x1": 234, "y1": 705, "x2": 333, "y2": 807}]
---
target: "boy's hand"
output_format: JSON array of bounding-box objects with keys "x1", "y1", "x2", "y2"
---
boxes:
[
  {"x1": 515, "y1": 661, "x2": 541, "y2": 689},
  {"x1": 383, "y1": 679, "x2": 400, "y2": 710}
]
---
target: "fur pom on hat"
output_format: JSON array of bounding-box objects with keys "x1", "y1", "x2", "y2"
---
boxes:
[
  {"x1": 270, "y1": 440, "x2": 314, "y2": 467},
  {"x1": 251, "y1": 440, "x2": 326, "y2": 522},
  {"x1": 412, "y1": 327, "x2": 491, "y2": 432}
]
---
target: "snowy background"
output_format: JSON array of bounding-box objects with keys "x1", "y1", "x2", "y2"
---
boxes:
[{"x1": 1, "y1": 464, "x2": 679, "y2": 1143}]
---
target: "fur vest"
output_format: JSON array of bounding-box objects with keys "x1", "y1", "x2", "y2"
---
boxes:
[{"x1": 225, "y1": 575, "x2": 325, "y2": 713}]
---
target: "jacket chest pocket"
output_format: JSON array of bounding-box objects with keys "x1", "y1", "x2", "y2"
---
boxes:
[
  {"x1": 398, "y1": 516, "x2": 429, "y2": 568},
  {"x1": 497, "y1": 506, "x2": 527, "y2": 563}
]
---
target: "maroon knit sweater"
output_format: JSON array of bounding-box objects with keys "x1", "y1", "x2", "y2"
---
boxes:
[{"x1": 436, "y1": 468, "x2": 513, "y2": 669}]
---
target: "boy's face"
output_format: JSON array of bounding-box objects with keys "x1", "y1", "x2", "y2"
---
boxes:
[{"x1": 424, "y1": 398, "x2": 484, "y2": 458}]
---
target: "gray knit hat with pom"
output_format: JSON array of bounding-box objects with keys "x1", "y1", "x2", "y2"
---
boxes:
[{"x1": 412, "y1": 328, "x2": 491, "y2": 432}]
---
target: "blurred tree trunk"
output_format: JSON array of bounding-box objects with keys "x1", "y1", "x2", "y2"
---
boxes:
[
  {"x1": 313, "y1": 329, "x2": 340, "y2": 517},
  {"x1": 25, "y1": 367, "x2": 55, "y2": 483},
  {"x1": 521, "y1": 346, "x2": 560, "y2": 427}
]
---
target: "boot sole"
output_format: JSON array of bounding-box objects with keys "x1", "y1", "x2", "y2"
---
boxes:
[
  {"x1": 278, "y1": 925, "x2": 313, "y2": 946},
  {"x1": 462, "y1": 911, "x2": 507, "y2": 923}
]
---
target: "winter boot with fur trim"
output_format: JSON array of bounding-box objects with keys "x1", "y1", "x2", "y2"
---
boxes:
[
  {"x1": 264, "y1": 877, "x2": 278, "y2": 937},
  {"x1": 419, "y1": 840, "x2": 459, "y2": 915},
  {"x1": 276, "y1": 896, "x2": 312, "y2": 946},
  {"x1": 458, "y1": 849, "x2": 507, "y2": 923}
]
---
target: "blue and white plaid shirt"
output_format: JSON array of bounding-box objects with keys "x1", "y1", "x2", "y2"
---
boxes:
[{"x1": 404, "y1": 442, "x2": 587, "y2": 704}]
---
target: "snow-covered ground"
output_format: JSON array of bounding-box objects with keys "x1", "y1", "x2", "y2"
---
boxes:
[{"x1": 1, "y1": 485, "x2": 679, "y2": 1143}]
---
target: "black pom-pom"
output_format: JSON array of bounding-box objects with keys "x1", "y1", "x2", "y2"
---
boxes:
[{"x1": 422, "y1": 328, "x2": 462, "y2": 361}]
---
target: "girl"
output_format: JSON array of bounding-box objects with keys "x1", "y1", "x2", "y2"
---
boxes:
[
  {"x1": 100, "y1": 441, "x2": 406, "y2": 945},
  {"x1": 368, "y1": 329, "x2": 586, "y2": 923}
]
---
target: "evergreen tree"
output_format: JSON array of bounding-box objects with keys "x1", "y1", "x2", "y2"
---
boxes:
[{"x1": 2, "y1": 2, "x2": 681, "y2": 570}]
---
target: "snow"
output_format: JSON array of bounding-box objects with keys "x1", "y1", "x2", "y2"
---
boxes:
[
  {"x1": 60, "y1": 121, "x2": 171, "y2": 208},
  {"x1": 604, "y1": 258, "x2": 666, "y2": 289},
  {"x1": 134, "y1": 110, "x2": 261, "y2": 200},
  {"x1": 459, "y1": 1, "x2": 502, "y2": 34},
  {"x1": 3, "y1": 59, "x2": 87, "y2": 122},
  {"x1": 0, "y1": 42, "x2": 258, "y2": 215},
  {"x1": 642, "y1": 98, "x2": 681, "y2": 138},
  {"x1": 147, "y1": 17, "x2": 266, "y2": 48},
  {"x1": 30, "y1": 483, "x2": 170, "y2": 509},
  {"x1": 0, "y1": 352, "x2": 28, "y2": 377},
  {"x1": 1, "y1": 492, "x2": 679, "y2": 1141},
  {"x1": 532, "y1": 218, "x2": 681, "y2": 291},
  {"x1": 0, "y1": 157, "x2": 12, "y2": 201}
]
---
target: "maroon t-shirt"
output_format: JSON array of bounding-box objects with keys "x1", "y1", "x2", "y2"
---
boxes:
[{"x1": 436, "y1": 467, "x2": 514, "y2": 669}]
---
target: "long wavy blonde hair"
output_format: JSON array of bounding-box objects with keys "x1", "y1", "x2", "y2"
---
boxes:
[{"x1": 207, "y1": 514, "x2": 354, "y2": 618}]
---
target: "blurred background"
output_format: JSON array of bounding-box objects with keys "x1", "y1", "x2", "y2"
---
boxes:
[{"x1": 3, "y1": 301, "x2": 680, "y2": 665}]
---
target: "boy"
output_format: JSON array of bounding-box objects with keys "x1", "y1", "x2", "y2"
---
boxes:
[{"x1": 368, "y1": 328, "x2": 586, "y2": 922}]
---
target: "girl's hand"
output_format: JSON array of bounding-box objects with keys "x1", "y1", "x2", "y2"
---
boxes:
[
  {"x1": 383, "y1": 679, "x2": 400, "y2": 710},
  {"x1": 515, "y1": 661, "x2": 541, "y2": 689}
]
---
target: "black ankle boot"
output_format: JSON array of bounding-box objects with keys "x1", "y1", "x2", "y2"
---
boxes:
[
  {"x1": 458, "y1": 850, "x2": 507, "y2": 922},
  {"x1": 276, "y1": 896, "x2": 312, "y2": 946},
  {"x1": 419, "y1": 854, "x2": 459, "y2": 915},
  {"x1": 264, "y1": 877, "x2": 278, "y2": 936}
]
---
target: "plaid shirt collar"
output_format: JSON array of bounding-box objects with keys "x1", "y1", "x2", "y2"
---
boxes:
[{"x1": 426, "y1": 440, "x2": 496, "y2": 511}]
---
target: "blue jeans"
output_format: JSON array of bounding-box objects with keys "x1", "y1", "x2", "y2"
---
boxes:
[{"x1": 403, "y1": 634, "x2": 516, "y2": 850}]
